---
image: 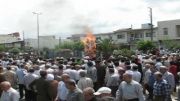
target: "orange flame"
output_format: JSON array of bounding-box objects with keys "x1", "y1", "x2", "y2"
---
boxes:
[{"x1": 82, "y1": 32, "x2": 96, "y2": 58}]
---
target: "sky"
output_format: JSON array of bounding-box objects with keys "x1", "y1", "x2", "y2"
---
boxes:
[{"x1": 0, "y1": 0, "x2": 180, "y2": 39}]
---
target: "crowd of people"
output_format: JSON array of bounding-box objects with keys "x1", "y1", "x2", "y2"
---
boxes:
[{"x1": 0, "y1": 52, "x2": 179, "y2": 101}]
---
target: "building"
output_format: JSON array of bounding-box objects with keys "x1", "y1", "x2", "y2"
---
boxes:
[
  {"x1": 157, "y1": 19, "x2": 180, "y2": 40},
  {"x1": 0, "y1": 32, "x2": 24, "y2": 48},
  {"x1": 25, "y1": 35, "x2": 59, "y2": 49}
]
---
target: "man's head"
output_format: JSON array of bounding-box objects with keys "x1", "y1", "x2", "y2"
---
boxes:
[
  {"x1": 159, "y1": 66, "x2": 167, "y2": 74},
  {"x1": 79, "y1": 70, "x2": 86, "y2": 78},
  {"x1": 118, "y1": 67, "x2": 125, "y2": 76},
  {"x1": 94, "y1": 87, "x2": 111, "y2": 97},
  {"x1": 61, "y1": 73, "x2": 70, "y2": 82},
  {"x1": 154, "y1": 71, "x2": 163, "y2": 81},
  {"x1": 123, "y1": 71, "x2": 133, "y2": 83},
  {"x1": 83, "y1": 87, "x2": 95, "y2": 101},
  {"x1": 132, "y1": 64, "x2": 138, "y2": 71},
  {"x1": 0, "y1": 81, "x2": 11, "y2": 91},
  {"x1": 144, "y1": 63, "x2": 151, "y2": 69},
  {"x1": 66, "y1": 79, "x2": 76, "y2": 91},
  {"x1": 40, "y1": 70, "x2": 47, "y2": 78},
  {"x1": 28, "y1": 68, "x2": 34, "y2": 73}
]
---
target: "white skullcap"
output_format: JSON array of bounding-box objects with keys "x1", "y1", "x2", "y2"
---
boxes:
[
  {"x1": 46, "y1": 74, "x2": 54, "y2": 81},
  {"x1": 94, "y1": 87, "x2": 111, "y2": 95}
]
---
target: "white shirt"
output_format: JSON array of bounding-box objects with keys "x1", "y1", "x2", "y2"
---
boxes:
[
  {"x1": 132, "y1": 70, "x2": 141, "y2": 83},
  {"x1": 77, "y1": 77, "x2": 94, "y2": 90},
  {"x1": 0, "y1": 88, "x2": 20, "y2": 101},
  {"x1": 57, "y1": 81, "x2": 68, "y2": 100},
  {"x1": 116, "y1": 80, "x2": 145, "y2": 101}
]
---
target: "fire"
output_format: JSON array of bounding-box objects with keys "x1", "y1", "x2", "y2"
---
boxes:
[{"x1": 82, "y1": 32, "x2": 96, "y2": 58}]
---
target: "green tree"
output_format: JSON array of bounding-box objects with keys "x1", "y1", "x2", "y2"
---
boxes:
[
  {"x1": 137, "y1": 40, "x2": 155, "y2": 53},
  {"x1": 9, "y1": 47, "x2": 21, "y2": 55},
  {"x1": 97, "y1": 38, "x2": 115, "y2": 58},
  {"x1": 113, "y1": 49, "x2": 135, "y2": 58},
  {"x1": 73, "y1": 40, "x2": 84, "y2": 51},
  {"x1": 0, "y1": 45, "x2": 5, "y2": 52}
]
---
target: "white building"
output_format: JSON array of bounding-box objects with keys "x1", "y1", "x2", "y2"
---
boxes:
[
  {"x1": 0, "y1": 33, "x2": 20, "y2": 44},
  {"x1": 25, "y1": 35, "x2": 59, "y2": 49},
  {"x1": 157, "y1": 19, "x2": 180, "y2": 40}
]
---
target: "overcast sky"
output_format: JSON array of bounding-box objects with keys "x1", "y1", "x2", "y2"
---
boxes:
[{"x1": 0, "y1": 0, "x2": 180, "y2": 39}]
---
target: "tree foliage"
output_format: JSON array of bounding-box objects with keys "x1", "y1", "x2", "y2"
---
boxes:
[
  {"x1": 9, "y1": 47, "x2": 21, "y2": 55},
  {"x1": 56, "y1": 40, "x2": 84, "y2": 51},
  {"x1": 97, "y1": 38, "x2": 115, "y2": 58},
  {"x1": 0, "y1": 45, "x2": 5, "y2": 52},
  {"x1": 113, "y1": 49, "x2": 135, "y2": 58},
  {"x1": 137, "y1": 40, "x2": 155, "y2": 53}
]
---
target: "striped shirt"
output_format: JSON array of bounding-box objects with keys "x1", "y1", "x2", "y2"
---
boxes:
[{"x1": 24, "y1": 73, "x2": 38, "y2": 90}]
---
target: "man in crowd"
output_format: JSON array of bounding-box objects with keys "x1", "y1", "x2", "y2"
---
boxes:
[
  {"x1": 153, "y1": 71, "x2": 171, "y2": 101},
  {"x1": 0, "y1": 81, "x2": 20, "y2": 101},
  {"x1": 24, "y1": 68, "x2": 38, "y2": 101},
  {"x1": 116, "y1": 71, "x2": 145, "y2": 101},
  {"x1": 66, "y1": 79, "x2": 84, "y2": 101},
  {"x1": 94, "y1": 87, "x2": 114, "y2": 101},
  {"x1": 78, "y1": 70, "x2": 94, "y2": 91},
  {"x1": 57, "y1": 73, "x2": 70, "y2": 101},
  {"x1": 16, "y1": 64, "x2": 27, "y2": 99},
  {"x1": 106, "y1": 68, "x2": 119, "y2": 97},
  {"x1": 3, "y1": 66, "x2": 17, "y2": 88},
  {"x1": 83, "y1": 87, "x2": 97, "y2": 101},
  {"x1": 29, "y1": 70, "x2": 52, "y2": 101}
]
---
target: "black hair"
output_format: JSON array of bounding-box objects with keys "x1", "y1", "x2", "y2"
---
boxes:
[
  {"x1": 87, "y1": 61, "x2": 93, "y2": 67},
  {"x1": 114, "y1": 61, "x2": 119, "y2": 67},
  {"x1": 40, "y1": 70, "x2": 47, "y2": 78}
]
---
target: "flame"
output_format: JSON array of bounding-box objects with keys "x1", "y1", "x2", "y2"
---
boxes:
[{"x1": 82, "y1": 32, "x2": 96, "y2": 58}]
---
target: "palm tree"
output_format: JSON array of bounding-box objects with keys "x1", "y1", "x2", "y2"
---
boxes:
[{"x1": 97, "y1": 38, "x2": 114, "y2": 59}]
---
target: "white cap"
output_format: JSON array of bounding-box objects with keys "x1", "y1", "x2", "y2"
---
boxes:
[
  {"x1": 125, "y1": 70, "x2": 133, "y2": 76},
  {"x1": 94, "y1": 87, "x2": 111, "y2": 95},
  {"x1": 46, "y1": 74, "x2": 54, "y2": 81}
]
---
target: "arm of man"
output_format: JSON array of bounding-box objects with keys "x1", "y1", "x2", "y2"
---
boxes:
[
  {"x1": 136, "y1": 84, "x2": 145, "y2": 101},
  {"x1": 11, "y1": 91, "x2": 20, "y2": 101}
]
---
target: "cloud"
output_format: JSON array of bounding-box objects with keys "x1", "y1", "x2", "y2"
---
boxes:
[{"x1": 1, "y1": 0, "x2": 180, "y2": 38}]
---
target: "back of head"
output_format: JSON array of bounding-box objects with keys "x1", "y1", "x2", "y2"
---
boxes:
[
  {"x1": 132, "y1": 64, "x2": 138, "y2": 71},
  {"x1": 87, "y1": 61, "x2": 93, "y2": 67},
  {"x1": 40, "y1": 70, "x2": 47, "y2": 78},
  {"x1": 29, "y1": 68, "x2": 34, "y2": 73},
  {"x1": 79, "y1": 70, "x2": 86, "y2": 77},
  {"x1": 6, "y1": 66, "x2": 11, "y2": 70}
]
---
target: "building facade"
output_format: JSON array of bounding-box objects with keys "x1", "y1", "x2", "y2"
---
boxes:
[
  {"x1": 157, "y1": 19, "x2": 180, "y2": 40},
  {"x1": 25, "y1": 35, "x2": 59, "y2": 49}
]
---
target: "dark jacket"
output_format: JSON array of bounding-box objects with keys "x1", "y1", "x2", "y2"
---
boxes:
[{"x1": 29, "y1": 77, "x2": 52, "y2": 101}]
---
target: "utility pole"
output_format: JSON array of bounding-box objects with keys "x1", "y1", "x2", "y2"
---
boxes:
[
  {"x1": 149, "y1": 7, "x2": 153, "y2": 41},
  {"x1": 59, "y1": 37, "x2": 61, "y2": 48},
  {"x1": 33, "y1": 12, "x2": 41, "y2": 56},
  {"x1": 22, "y1": 31, "x2": 25, "y2": 49}
]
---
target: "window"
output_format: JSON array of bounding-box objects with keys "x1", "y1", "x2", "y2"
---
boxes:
[
  {"x1": 146, "y1": 32, "x2": 151, "y2": 37},
  {"x1": 176, "y1": 25, "x2": 180, "y2": 37},
  {"x1": 117, "y1": 34, "x2": 125, "y2": 39},
  {"x1": 163, "y1": 28, "x2": 168, "y2": 35},
  {"x1": 96, "y1": 37, "x2": 101, "y2": 40}
]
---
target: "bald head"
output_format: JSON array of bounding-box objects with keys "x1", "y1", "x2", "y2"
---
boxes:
[
  {"x1": 159, "y1": 65, "x2": 168, "y2": 74},
  {"x1": 123, "y1": 72, "x2": 133, "y2": 83},
  {"x1": 1, "y1": 81, "x2": 11, "y2": 91},
  {"x1": 83, "y1": 87, "x2": 95, "y2": 101}
]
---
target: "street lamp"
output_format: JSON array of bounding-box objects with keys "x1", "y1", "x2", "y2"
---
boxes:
[{"x1": 32, "y1": 12, "x2": 42, "y2": 56}]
